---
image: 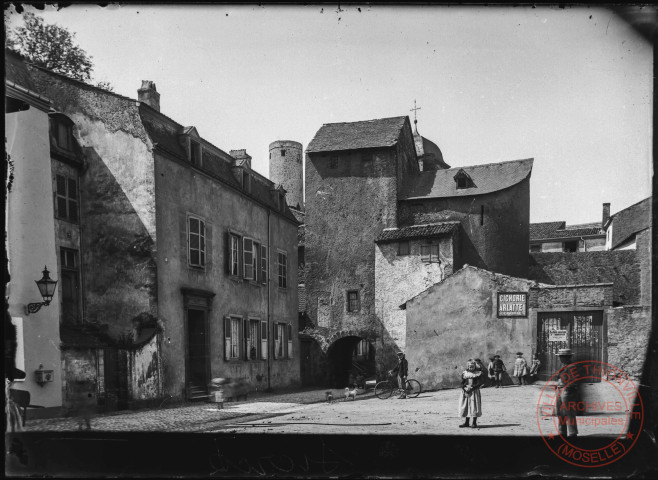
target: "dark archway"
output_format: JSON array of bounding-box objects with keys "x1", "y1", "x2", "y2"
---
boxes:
[{"x1": 327, "y1": 336, "x2": 376, "y2": 388}]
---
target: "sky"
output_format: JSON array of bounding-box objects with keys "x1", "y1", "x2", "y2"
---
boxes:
[{"x1": 5, "y1": 4, "x2": 653, "y2": 225}]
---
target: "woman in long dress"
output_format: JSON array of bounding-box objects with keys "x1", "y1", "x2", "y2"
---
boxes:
[{"x1": 458, "y1": 359, "x2": 483, "y2": 428}]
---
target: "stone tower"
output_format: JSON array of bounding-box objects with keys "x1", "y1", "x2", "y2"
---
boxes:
[{"x1": 269, "y1": 140, "x2": 304, "y2": 211}]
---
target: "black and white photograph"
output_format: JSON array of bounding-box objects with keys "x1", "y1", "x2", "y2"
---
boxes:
[{"x1": 4, "y1": 3, "x2": 656, "y2": 477}]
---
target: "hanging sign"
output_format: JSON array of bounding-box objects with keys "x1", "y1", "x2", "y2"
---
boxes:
[
  {"x1": 497, "y1": 292, "x2": 528, "y2": 318},
  {"x1": 549, "y1": 330, "x2": 568, "y2": 342}
]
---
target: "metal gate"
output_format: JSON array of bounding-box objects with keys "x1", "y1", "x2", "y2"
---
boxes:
[{"x1": 537, "y1": 311, "x2": 603, "y2": 381}]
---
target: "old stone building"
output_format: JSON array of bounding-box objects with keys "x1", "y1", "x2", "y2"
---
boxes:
[
  {"x1": 300, "y1": 115, "x2": 535, "y2": 386},
  {"x1": 529, "y1": 203, "x2": 608, "y2": 253},
  {"x1": 9, "y1": 57, "x2": 300, "y2": 414}
]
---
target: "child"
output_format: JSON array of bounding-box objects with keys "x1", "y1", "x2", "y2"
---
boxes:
[
  {"x1": 458, "y1": 360, "x2": 483, "y2": 428},
  {"x1": 513, "y1": 352, "x2": 528, "y2": 386},
  {"x1": 492, "y1": 355, "x2": 506, "y2": 388}
]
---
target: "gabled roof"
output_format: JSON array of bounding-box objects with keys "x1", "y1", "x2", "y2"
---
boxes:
[
  {"x1": 529, "y1": 221, "x2": 604, "y2": 241},
  {"x1": 400, "y1": 265, "x2": 547, "y2": 309},
  {"x1": 375, "y1": 222, "x2": 460, "y2": 243},
  {"x1": 609, "y1": 197, "x2": 652, "y2": 249},
  {"x1": 306, "y1": 116, "x2": 409, "y2": 153},
  {"x1": 400, "y1": 158, "x2": 533, "y2": 200}
]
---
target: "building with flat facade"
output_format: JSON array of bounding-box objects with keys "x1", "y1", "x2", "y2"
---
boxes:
[{"x1": 9, "y1": 56, "x2": 300, "y2": 415}]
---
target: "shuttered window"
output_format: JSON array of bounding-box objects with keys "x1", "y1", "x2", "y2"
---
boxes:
[
  {"x1": 260, "y1": 245, "x2": 268, "y2": 285},
  {"x1": 224, "y1": 316, "x2": 240, "y2": 360},
  {"x1": 229, "y1": 233, "x2": 240, "y2": 276},
  {"x1": 277, "y1": 251, "x2": 287, "y2": 289},
  {"x1": 420, "y1": 244, "x2": 440, "y2": 263}
]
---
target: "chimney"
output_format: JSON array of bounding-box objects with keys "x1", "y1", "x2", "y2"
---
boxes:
[
  {"x1": 138, "y1": 80, "x2": 160, "y2": 112},
  {"x1": 602, "y1": 203, "x2": 611, "y2": 226}
]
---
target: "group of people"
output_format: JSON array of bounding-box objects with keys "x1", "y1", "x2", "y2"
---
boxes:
[{"x1": 458, "y1": 352, "x2": 542, "y2": 428}]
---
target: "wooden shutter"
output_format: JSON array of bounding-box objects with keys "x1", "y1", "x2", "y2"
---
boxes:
[
  {"x1": 421, "y1": 245, "x2": 430, "y2": 263},
  {"x1": 273, "y1": 323, "x2": 279, "y2": 359},
  {"x1": 224, "y1": 316, "x2": 231, "y2": 360},
  {"x1": 287, "y1": 324, "x2": 293, "y2": 359},
  {"x1": 261, "y1": 246, "x2": 268, "y2": 285},
  {"x1": 260, "y1": 320, "x2": 268, "y2": 360},
  {"x1": 226, "y1": 231, "x2": 232, "y2": 275},
  {"x1": 243, "y1": 318, "x2": 248, "y2": 360}
]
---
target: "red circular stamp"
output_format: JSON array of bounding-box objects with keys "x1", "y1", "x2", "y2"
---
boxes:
[{"x1": 536, "y1": 360, "x2": 643, "y2": 468}]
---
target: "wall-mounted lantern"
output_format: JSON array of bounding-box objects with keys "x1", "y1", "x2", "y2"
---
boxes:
[
  {"x1": 35, "y1": 364, "x2": 54, "y2": 386},
  {"x1": 24, "y1": 266, "x2": 58, "y2": 315}
]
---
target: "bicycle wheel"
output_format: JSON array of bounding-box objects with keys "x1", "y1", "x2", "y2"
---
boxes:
[
  {"x1": 405, "y1": 379, "x2": 422, "y2": 398},
  {"x1": 374, "y1": 381, "x2": 394, "y2": 399}
]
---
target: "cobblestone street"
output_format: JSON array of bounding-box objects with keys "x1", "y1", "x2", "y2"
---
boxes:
[{"x1": 22, "y1": 382, "x2": 628, "y2": 436}]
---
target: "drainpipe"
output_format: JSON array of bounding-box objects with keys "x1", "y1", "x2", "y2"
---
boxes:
[{"x1": 266, "y1": 207, "x2": 272, "y2": 392}]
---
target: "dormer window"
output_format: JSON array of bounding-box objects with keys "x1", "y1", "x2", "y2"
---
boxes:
[
  {"x1": 190, "y1": 140, "x2": 202, "y2": 167},
  {"x1": 454, "y1": 169, "x2": 475, "y2": 189},
  {"x1": 242, "y1": 170, "x2": 251, "y2": 193},
  {"x1": 50, "y1": 115, "x2": 74, "y2": 151}
]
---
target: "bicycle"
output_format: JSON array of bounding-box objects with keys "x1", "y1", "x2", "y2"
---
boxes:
[{"x1": 374, "y1": 372, "x2": 422, "y2": 399}]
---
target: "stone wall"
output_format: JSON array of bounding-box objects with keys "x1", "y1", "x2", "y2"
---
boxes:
[
  {"x1": 304, "y1": 147, "x2": 399, "y2": 339},
  {"x1": 405, "y1": 266, "x2": 536, "y2": 390},
  {"x1": 636, "y1": 228, "x2": 652, "y2": 307},
  {"x1": 269, "y1": 140, "x2": 304, "y2": 211},
  {"x1": 607, "y1": 306, "x2": 652, "y2": 382},
  {"x1": 398, "y1": 177, "x2": 530, "y2": 279},
  {"x1": 528, "y1": 250, "x2": 639, "y2": 305},
  {"x1": 28, "y1": 67, "x2": 158, "y2": 340},
  {"x1": 374, "y1": 232, "x2": 456, "y2": 353}
]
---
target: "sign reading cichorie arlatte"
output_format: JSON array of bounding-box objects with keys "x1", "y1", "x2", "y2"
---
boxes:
[{"x1": 497, "y1": 292, "x2": 527, "y2": 317}]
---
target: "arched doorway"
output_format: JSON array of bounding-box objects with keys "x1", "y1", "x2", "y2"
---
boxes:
[{"x1": 327, "y1": 336, "x2": 376, "y2": 388}]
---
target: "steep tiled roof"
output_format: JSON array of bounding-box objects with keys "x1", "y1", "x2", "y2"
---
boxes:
[
  {"x1": 610, "y1": 197, "x2": 652, "y2": 249},
  {"x1": 306, "y1": 116, "x2": 408, "y2": 153},
  {"x1": 375, "y1": 222, "x2": 460, "y2": 243},
  {"x1": 139, "y1": 106, "x2": 298, "y2": 224},
  {"x1": 530, "y1": 222, "x2": 566, "y2": 240},
  {"x1": 400, "y1": 158, "x2": 533, "y2": 199}
]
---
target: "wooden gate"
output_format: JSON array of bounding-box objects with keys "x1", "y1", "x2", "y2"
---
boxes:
[{"x1": 537, "y1": 311, "x2": 603, "y2": 381}]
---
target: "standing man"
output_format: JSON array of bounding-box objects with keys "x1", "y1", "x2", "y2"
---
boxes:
[
  {"x1": 555, "y1": 348, "x2": 578, "y2": 438},
  {"x1": 389, "y1": 351, "x2": 408, "y2": 399},
  {"x1": 492, "y1": 355, "x2": 506, "y2": 388}
]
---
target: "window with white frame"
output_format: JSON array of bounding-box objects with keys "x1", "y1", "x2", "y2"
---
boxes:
[
  {"x1": 277, "y1": 251, "x2": 287, "y2": 289},
  {"x1": 188, "y1": 216, "x2": 206, "y2": 268},
  {"x1": 252, "y1": 241, "x2": 260, "y2": 282},
  {"x1": 260, "y1": 320, "x2": 268, "y2": 360},
  {"x1": 229, "y1": 233, "x2": 240, "y2": 276},
  {"x1": 243, "y1": 238, "x2": 254, "y2": 280},
  {"x1": 274, "y1": 322, "x2": 285, "y2": 359},
  {"x1": 224, "y1": 316, "x2": 241, "y2": 360},
  {"x1": 55, "y1": 173, "x2": 79, "y2": 223}
]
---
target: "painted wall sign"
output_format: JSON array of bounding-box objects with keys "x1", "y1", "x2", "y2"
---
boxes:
[
  {"x1": 497, "y1": 292, "x2": 528, "y2": 317},
  {"x1": 549, "y1": 330, "x2": 568, "y2": 342}
]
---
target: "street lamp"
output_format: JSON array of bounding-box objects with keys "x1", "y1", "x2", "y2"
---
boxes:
[{"x1": 24, "y1": 266, "x2": 58, "y2": 315}]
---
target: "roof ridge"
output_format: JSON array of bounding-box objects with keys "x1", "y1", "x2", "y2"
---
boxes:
[
  {"x1": 611, "y1": 196, "x2": 653, "y2": 218},
  {"x1": 321, "y1": 115, "x2": 407, "y2": 127},
  {"x1": 445, "y1": 157, "x2": 534, "y2": 171}
]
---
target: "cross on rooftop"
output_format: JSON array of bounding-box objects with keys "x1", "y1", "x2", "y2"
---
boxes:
[{"x1": 410, "y1": 100, "x2": 421, "y2": 133}]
